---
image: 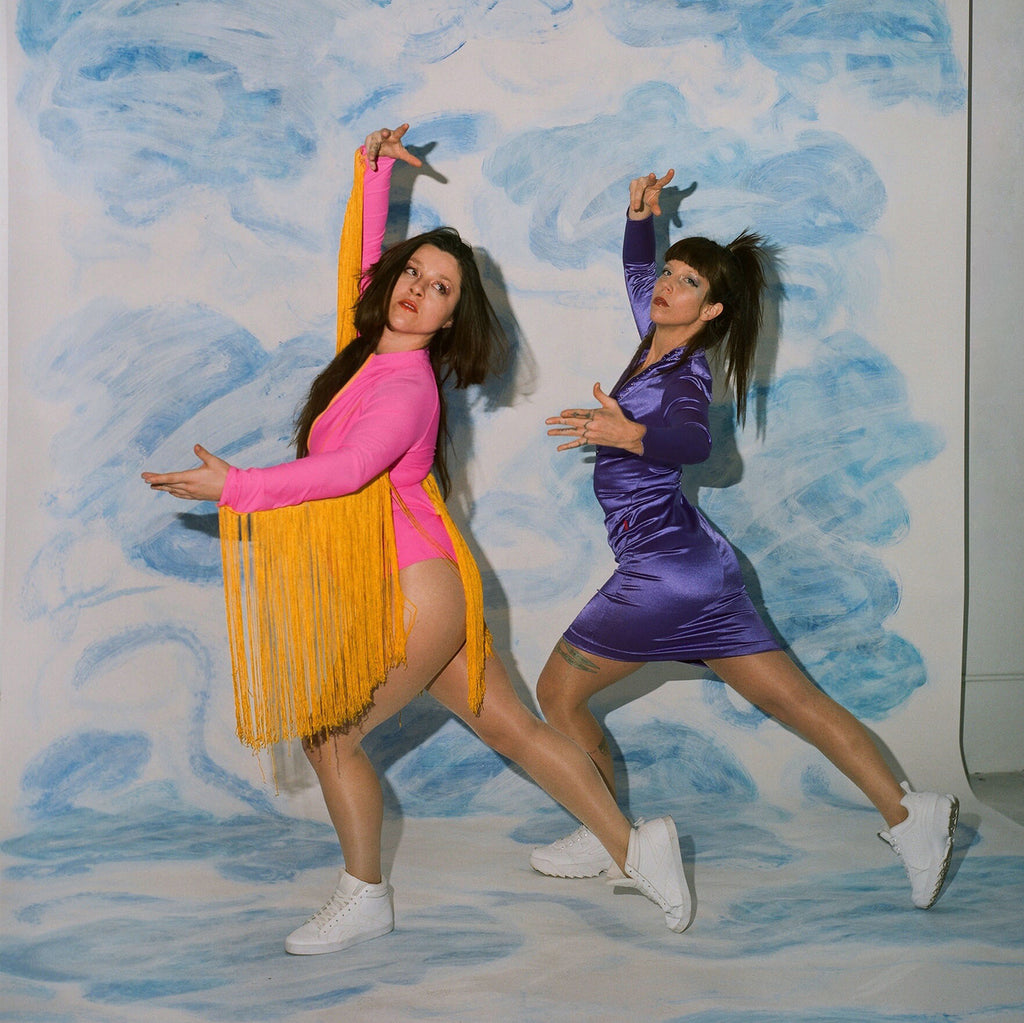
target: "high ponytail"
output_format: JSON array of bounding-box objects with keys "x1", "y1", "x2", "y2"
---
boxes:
[{"x1": 662, "y1": 230, "x2": 768, "y2": 424}]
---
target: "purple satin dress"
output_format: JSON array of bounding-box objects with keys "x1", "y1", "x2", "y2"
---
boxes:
[{"x1": 562, "y1": 216, "x2": 779, "y2": 664}]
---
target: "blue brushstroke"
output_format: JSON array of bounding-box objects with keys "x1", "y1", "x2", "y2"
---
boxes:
[
  {"x1": 472, "y1": 478, "x2": 604, "y2": 609},
  {"x1": 702, "y1": 332, "x2": 943, "y2": 719},
  {"x1": 712, "y1": 853, "x2": 1024, "y2": 957},
  {"x1": 0, "y1": 892, "x2": 521, "y2": 1017},
  {"x1": 16, "y1": 0, "x2": 105, "y2": 55},
  {"x1": 602, "y1": 0, "x2": 965, "y2": 113},
  {"x1": 3, "y1": 784, "x2": 337, "y2": 883},
  {"x1": 399, "y1": 0, "x2": 578, "y2": 64},
  {"x1": 17, "y1": 0, "x2": 336, "y2": 227},
  {"x1": 23, "y1": 301, "x2": 326, "y2": 588},
  {"x1": 21, "y1": 731, "x2": 151, "y2": 816},
  {"x1": 487, "y1": 84, "x2": 886, "y2": 270}
]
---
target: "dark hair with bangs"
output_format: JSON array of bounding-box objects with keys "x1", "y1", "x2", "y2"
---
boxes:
[
  {"x1": 635, "y1": 231, "x2": 767, "y2": 424},
  {"x1": 293, "y1": 227, "x2": 507, "y2": 495}
]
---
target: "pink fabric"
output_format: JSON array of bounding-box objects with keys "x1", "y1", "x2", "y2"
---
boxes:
[
  {"x1": 218, "y1": 152, "x2": 457, "y2": 569},
  {"x1": 360, "y1": 151, "x2": 393, "y2": 280}
]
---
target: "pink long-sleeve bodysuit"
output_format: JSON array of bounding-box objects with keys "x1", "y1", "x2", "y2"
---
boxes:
[{"x1": 218, "y1": 155, "x2": 457, "y2": 570}]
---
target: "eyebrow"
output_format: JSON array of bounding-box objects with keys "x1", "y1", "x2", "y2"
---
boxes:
[
  {"x1": 665, "y1": 263, "x2": 705, "y2": 284},
  {"x1": 408, "y1": 256, "x2": 454, "y2": 282}
]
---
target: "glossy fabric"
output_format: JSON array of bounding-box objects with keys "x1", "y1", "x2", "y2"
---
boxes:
[{"x1": 563, "y1": 217, "x2": 779, "y2": 663}]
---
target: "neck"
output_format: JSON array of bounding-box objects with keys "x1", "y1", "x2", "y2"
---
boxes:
[
  {"x1": 375, "y1": 328, "x2": 433, "y2": 354},
  {"x1": 648, "y1": 323, "x2": 704, "y2": 363}
]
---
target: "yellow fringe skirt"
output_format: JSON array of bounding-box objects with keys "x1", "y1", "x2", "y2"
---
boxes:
[{"x1": 218, "y1": 473, "x2": 489, "y2": 751}]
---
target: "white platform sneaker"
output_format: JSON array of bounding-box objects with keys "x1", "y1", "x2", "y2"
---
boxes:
[
  {"x1": 529, "y1": 824, "x2": 615, "y2": 878},
  {"x1": 878, "y1": 781, "x2": 959, "y2": 909},
  {"x1": 610, "y1": 816, "x2": 692, "y2": 932},
  {"x1": 285, "y1": 870, "x2": 395, "y2": 955}
]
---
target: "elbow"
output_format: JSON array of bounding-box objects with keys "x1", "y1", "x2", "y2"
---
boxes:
[{"x1": 682, "y1": 436, "x2": 712, "y2": 464}]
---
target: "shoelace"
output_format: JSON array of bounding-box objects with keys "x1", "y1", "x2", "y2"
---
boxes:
[{"x1": 308, "y1": 888, "x2": 354, "y2": 927}]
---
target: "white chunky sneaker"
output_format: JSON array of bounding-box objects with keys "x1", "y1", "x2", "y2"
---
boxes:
[
  {"x1": 529, "y1": 824, "x2": 614, "y2": 878},
  {"x1": 284, "y1": 870, "x2": 395, "y2": 955},
  {"x1": 611, "y1": 816, "x2": 691, "y2": 932},
  {"x1": 878, "y1": 781, "x2": 959, "y2": 910}
]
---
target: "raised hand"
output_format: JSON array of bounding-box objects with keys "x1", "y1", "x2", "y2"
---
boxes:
[
  {"x1": 628, "y1": 168, "x2": 675, "y2": 220},
  {"x1": 142, "y1": 444, "x2": 232, "y2": 503},
  {"x1": 546, "y1": 382, "x2": 647, "y2": 454},
  {"x1": 363, "y1": 123, "x2": 424, "y2": 172}
]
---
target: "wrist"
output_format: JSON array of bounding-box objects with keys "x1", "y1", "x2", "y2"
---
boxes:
[{"x1": 627, "y1": 423, "x2": 647, "y2": 455}]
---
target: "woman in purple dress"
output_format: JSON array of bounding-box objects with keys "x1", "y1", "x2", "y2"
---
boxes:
[{"x1": 530, "y1": 169, "x2": 959, "y2": 911}]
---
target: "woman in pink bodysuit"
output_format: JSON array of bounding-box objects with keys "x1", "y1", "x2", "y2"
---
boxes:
[{"x1": 143, "y1": 125, "x2": 690, "y2": 954}]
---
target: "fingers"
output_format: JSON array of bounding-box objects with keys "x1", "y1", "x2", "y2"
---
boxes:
[
  {"x1": 546, "y1": 409, "x2": 596, "y2": 425},
  {"x1": 629, "y1": 168, "x2": 676, "y2": 217},
  {"x1": 629, "y1": 174, "x2": 654, "y2": 214},
  {"x1": 363, "y1": 129, "x2": 387, "y2": 170},
  {"x1": 593, "y1": 382, "x2": 619, "y2": 408},
  {"x1": 546, "y1": 406, "x2": 598, "y2": 452},
  {"x1": 363, "y1": 123, "x2": 423, "y2": 171}
]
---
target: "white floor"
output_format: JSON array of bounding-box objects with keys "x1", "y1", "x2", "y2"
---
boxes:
[{"x1": 2, "y1": 792, "x2": 1023, "y2": 1023}]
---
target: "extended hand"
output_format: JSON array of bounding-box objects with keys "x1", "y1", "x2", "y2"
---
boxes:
[
  {"x1": 628, "y1": 168, "x2": 675, "y2": 220},
  {"x1": 142, "y1": 444, "x2": 231, "y2": 503},
  {"x1": 363, "y1": 123, "x2": 423, "y2": 171},
  {"x1": 546, "y1": 383, "x2": 646, "y2": 454}
]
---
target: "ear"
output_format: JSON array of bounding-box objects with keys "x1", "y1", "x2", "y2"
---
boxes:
[
  {"x1": 442, "y1": 317, "x2": 454, "y2": 330},
  {"x1": 700, "y1": 301, "x2": 724, "y2": 322}
]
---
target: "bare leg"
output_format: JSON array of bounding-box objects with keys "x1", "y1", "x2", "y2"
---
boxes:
[
  {"x1": 534, "y1": 638, "x2": 643, "y2": 798},
  {"x1": 706, "y1": 650, "x2": 908, "y2": 827},
  {"x1": 303, "y1": 559, "x2": 467, "y2": 883},
  {"x1": 430, "y1": 648, "x2": 633, "y2": 869}
]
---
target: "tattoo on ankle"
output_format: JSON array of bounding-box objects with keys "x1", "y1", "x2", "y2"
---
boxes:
[{"x1": 556, "y1": 639, "x2": 600, "y2": 673}]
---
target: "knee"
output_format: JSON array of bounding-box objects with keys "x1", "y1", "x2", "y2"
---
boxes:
[
  {"x1": 535, "y1": 671, "x2": 581, "y2": 728},
  {"x1": 302, "y1": 730, "x2": 363, "y2": 774}
]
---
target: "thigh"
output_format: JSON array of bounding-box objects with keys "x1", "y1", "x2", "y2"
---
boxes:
[
  {"x1": 427, "y1": 648, "x2": 536, "y2": 752},
  {"x1": 346, "y1": 557, "x2": 467, "y2": 741},
  {"x1": 536, "y1": 637, "x2": 644, "y2": 710},
  {"x1": 705, "y1": 649, "x2": 826, "y2": 725}
]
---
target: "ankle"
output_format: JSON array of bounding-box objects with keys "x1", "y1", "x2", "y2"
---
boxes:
[{"x1": 344, "y1": 869, "x2": 383, "y2": 887}]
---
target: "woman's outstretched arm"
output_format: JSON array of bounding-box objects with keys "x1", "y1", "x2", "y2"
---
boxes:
[
  {"x1": 623, "y1": 169, "x2": 673, "y2": 335},
  {"x1": 360, "y1": 123, "x2": 422, "y2": 274}
]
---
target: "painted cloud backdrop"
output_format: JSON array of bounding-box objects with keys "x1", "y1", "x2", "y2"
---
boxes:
[
  {"x1": 9, "y1": 0, "x2": 963, "y2": 850},
  {"x1": 13, "y1": 4, "x2": 1018, "y2": 1019}
]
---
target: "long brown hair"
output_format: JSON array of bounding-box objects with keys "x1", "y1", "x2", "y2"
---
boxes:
[{"x1": 294, "y1": 227, "x2": 507, "y2": 494}]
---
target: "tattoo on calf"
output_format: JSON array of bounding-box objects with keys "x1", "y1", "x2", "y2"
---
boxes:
[{"x1": 556, "y1": 639, "x2": 600, "y2": 673}]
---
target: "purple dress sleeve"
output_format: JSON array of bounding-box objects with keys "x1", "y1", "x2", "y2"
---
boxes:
[
  {"x1": 622, "y1": 214, "x2": 657, "y2": 338},
  {"x1": 619, "y1": 215, "x2": 711, "y2": 466},
  {"x1": 638, "y1": 372, "x2": 713, "y2": 466}
]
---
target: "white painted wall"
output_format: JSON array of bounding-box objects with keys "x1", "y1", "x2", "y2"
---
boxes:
[{"x1": 963, "y1": 0, "x2": 1024, "y2": 774}]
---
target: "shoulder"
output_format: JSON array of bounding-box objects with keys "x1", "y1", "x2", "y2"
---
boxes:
[
  {"x1": 661, "y1": 350, "x2": 712, "y2": 403},
  {"x1": 365, "y1": 351, "x2": 438, "y2": 404}
]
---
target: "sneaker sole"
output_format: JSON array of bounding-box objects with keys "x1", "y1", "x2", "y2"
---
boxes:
[
  {"x1": 919, "y1": 796, "x2": 959, "y2": 910},
  {"x1": 616, "y1": 816, "x2": 692, "y2": 933},
  {"x1": 529, "y1": 854, "x2": 612, "y2": 879},
  {"x1": 652, "y1": 818, "x2": 691, "y2": 933},
  {"x1": 285, "y1": 918, "x2": 394, "y2": 955}
]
